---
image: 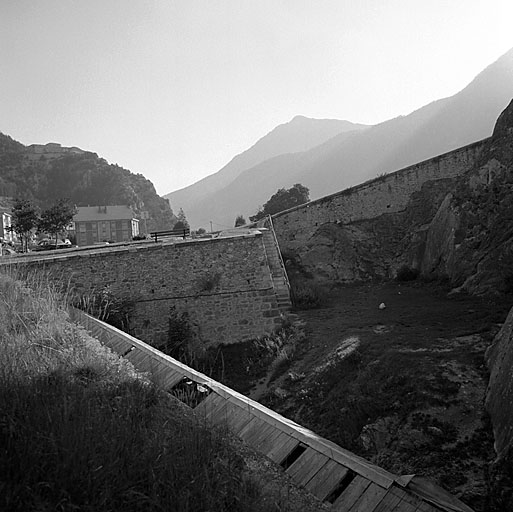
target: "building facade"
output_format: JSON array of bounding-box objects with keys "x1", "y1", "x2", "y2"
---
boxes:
[
  {"x1": 73, "y1": 206, "x2": 139, "y2": 246},
  {"x1": 0, "y1": 209, "x2": 13, "y2": 243}
]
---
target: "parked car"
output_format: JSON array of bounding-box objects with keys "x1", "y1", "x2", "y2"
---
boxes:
[
  {"x1": 0, "y1": 244, "x2": 17, "y2": 256},
  {"x1": 32, "y1": 239, "x2": 74, "y2": 251}
]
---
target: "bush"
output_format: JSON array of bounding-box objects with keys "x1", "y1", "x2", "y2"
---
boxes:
[
  {"x1": 160, "y1": 306, "x2": 195, "y2": 360},
  {"x1": 290, "y1": 280, "x2": 327, "y2": 309},
  {"x1": 75, "y1": 286, "x2": 136, "y2": 333},
  {"x1": 395, "y1": 265, "x2": 420, "y2": 282}
]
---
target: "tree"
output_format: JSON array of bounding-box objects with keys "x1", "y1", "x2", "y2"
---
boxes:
[
  {"x1": 11, "y1": 199, "x2": 39, "y2": 252},
  {"x1": 234, "y1": 215, "x2": 246, "y2": 227},
  {"x1": 250, "y1": 183, "x2": 310, "y2": 222},
  {"x1": 38, "y1": 199, "x2": 77, "y2": 247},
  {"x1": 173, "y1": 208, "x2": 189, "y2": 231}
]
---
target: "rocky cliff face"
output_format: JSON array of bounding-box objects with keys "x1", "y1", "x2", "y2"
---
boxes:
[
  {"x1": 485, "y1": 306, "x2": 513, "y2": 508},
  {"x1": 420, "y1": 99, "x2": 513, "y2": 294}
]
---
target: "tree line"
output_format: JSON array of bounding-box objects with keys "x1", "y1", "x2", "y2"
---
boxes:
[{"x1": 10, "y1": 198, "x2": 77, "y2": 252}]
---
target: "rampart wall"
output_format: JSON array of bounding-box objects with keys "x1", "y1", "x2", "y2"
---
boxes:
[
  {"x1": 272, "y1": 139, "x2": 487, "y2": 252},
  {"x1": 10, "y1": 232, "x2": 285, "y2": 347}
]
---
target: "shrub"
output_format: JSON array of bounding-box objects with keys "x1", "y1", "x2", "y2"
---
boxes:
[
  {"x1": 159, "y1": 306, "x2": 195, "y2": 360},
  {"x1": 75, "y1": 286, "x2": 136, "y2": 333},
  {"x1": 395, "y1": 265, "x2": 420, "y2": 282},
  {"x1": 290, "y1": 280, "x2": 327, "y2": 309}
]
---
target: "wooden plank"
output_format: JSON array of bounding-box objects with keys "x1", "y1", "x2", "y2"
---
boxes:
[
  {"x1": 393, "y1": 500, "x2": 418, "y2": 512},
  {"x1": 194, "y1": 392, "x2": 224, "y2": 420},
  {"x1": 265, "y1": 435, "x2": 300, "y2": 464},
  {"x1": 145, "y1": 360, "x2": 183, "y2": 388},
  {"x1": 251, "y1": 424, "x2": 284, "y2": 454},
  {"x1": 415, "y1": 502, "x2": 438, "y2": 512},
  {"x1": 304, "y1": 459, "x2": 349, "y2": 501},
  {"x1": 332, "y1": 475, "x2": 371, "y2": 512},
  {"x1": 206, "y1": 395, "x2": 230, "y2": 423},
  {"x1": 314, "y1": 437, "x2": 395, "y2": 490},
  {"x1": 226, "y1": 404, "x2": 254, "y2": 431},
  {"x1": 125, "y1": 349, "x2": 151, "y2": 366},
  {"x1": 286, "y1": 447, "x2": 330, "y2": 487},
  {"x1": 214, "y1": 401, "x2": 253, "y2": 432},
  {"x1": 260, "y1": 430, "x2": 295, "y2": 458},
  {"x1": 349, "y1": 482, "x2": 388, "y2": 512},
  {"x1": 372, "y1": 490, "x2": 403, "y2": 512},
  {"x1": 389, "y1": 487, "x2": 424, "y2": 510},
  {"x1": 238, "y1": 417, "x2": 269, "y2": 444},
  {"x1": 161, "y1": 371, "x2": 185, "y2": 389},
  {"x1": 208, "y1": 399, "x2": 233, "y2": 426}
]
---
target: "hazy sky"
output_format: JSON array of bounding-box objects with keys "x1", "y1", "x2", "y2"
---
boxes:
[{"x1": 1, "y1": 1, "x2": 512, "y2": 196}]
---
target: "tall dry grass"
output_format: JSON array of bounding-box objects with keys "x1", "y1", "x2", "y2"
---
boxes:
[{"x1": 0, "y1": 270, "x2": 290, "y2": 512}]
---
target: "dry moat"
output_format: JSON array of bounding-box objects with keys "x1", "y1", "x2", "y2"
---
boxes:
[{"x1": 209, "y1": 280, "x2": 513, "y2": 511}]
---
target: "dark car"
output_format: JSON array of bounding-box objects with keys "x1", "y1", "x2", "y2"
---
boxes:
[{"x1": 32, "y1": 239, "x2": 74, "y2": 251}]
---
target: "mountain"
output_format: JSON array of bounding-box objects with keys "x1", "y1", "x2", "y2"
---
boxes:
[
  {"x1": 170, "y1": 47, "x2": 513, "y2": 229},
  {"x1": 165, "y1": 116, "x2": 367, "y2": 228},
  {"x1": 0, "y1": 137, "x2": 176, "y2": 232}
]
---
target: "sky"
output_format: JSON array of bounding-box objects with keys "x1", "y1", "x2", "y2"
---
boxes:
[{"x1": 1, "y1": 1, "x2": 513, "y2": 196}]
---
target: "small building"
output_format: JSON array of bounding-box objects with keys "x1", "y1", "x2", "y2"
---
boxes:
[
  {"x1": 73, "y1": 206, "x2": 139, "y2": 246},
  {"x1": 0, "y1": 208, "x2": 13, "y2": 243}
]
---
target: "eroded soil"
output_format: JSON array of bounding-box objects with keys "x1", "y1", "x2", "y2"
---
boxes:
[{"x1": 239, "y1": 281, "x2": 512, "y2": 511}]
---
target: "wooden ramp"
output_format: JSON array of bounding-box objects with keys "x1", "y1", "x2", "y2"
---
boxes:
[{"x1": 72, "y1": 309, "x2": 474, "y2": 512}]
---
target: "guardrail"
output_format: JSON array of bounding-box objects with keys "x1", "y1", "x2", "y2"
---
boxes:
[{"x1": 150, "y1": 228, "x2": 191, "y2": 242}]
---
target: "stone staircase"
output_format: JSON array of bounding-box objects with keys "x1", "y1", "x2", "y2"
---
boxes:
[{"x1": 260, "y1": 222, "x2": 292, "y2": 312}]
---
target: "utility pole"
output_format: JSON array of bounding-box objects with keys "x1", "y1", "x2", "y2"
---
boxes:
[{"x1": 210, "y1": 220, "x2": 213, "y2": 233}]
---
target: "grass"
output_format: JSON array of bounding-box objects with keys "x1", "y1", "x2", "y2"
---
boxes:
[
  {"x1": 0, "y1": 270, "x2": 294, "y2": 512},
  {"x1": 201, "y1": 323, "x2": 306, "y2": 394},
  {"x1": 290, "y1": 279, "x2": 328, "y2": 310}
]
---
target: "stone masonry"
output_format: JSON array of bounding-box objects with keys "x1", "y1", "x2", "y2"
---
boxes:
[
  {"x1": 272, "y1": 139, "x2": 487, "y2": 254},
  {"x1": 7, "y1": 230, "x2": 289, "y2": 347}
]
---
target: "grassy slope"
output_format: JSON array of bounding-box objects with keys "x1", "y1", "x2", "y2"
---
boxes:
[{"x1": 0, "y1": 271, "x2": 297, "y2": 512}]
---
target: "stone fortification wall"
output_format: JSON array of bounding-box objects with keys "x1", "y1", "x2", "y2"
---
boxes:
[
  {"x1": 14, "y1": 232, "x2": 284, "y2": 347},
  {"x1": 272, "y1": 139, "x2": 487, "y2": 251}
]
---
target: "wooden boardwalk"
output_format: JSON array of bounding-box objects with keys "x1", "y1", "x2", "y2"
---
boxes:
[{"x1": 72, "y1": 309, "x2": 474, "y2": 512}]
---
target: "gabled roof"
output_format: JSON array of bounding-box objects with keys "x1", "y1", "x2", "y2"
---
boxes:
[{"x1": 74, "y1": 205, "x2": 137, "y2": 222}]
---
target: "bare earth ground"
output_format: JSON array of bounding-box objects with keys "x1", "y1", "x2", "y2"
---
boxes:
[{"x1": 238, "y1": 281, "x2": 513, "y2": 511}]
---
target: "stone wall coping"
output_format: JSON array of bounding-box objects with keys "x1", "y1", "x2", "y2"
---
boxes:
[
  {"x1": 0, "y1": 229, "x2": 266, "y2": 265},
  {"x1": 272, "y1": 138, "x2": 488, "y2": 219}
]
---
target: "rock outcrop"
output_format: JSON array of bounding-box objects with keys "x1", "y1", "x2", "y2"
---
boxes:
[
  {"x1": 485, "y1": 305, "x2": 513, "y2": 508},
  {"x1": 421, "y1": 98, "x2": 513, "y2": 294}
]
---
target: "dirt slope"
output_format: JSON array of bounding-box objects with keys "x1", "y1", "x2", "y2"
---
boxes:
[{"x1": 251, "y1": 282, "x2": 512, "y2": 511}]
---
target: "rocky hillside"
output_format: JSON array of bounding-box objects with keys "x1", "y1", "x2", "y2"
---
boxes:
[{"x1": 0, "y1": 136, "x2": 176, "y2": 232}]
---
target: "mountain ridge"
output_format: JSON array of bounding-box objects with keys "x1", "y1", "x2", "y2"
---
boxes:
[
  {"x1": 170, "y1": 47, "x2": 513, "y2": 229},
  {"x1": 165, "y1": 116, "x2": 367, "y2": 227},
  {"x1": 0, "y1": 134, "x2": 177, "y2": 232}
]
